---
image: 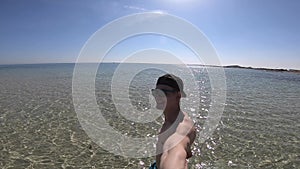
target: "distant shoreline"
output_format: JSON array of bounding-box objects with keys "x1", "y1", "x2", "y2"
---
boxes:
[
  {"x1": 220, "y1": 65, "x2": 300, "y2": 74},
  {"x1": 187, "y1": 64, "x2": 300, "y2": 74},
  {"x1": 1, "y1": 62, "x2": 299, "y2": 74}
]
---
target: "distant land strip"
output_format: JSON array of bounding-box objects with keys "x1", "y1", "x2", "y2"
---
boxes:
[
  {"x1": 223, "y1": 65, "x2": 300, "y2": 73},
  {"x1": 187, "y1": 64, "x2": 300, "y2": 74}
]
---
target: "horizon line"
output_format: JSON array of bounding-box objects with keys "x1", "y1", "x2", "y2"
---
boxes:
[{"x1": 0, "y1": 62, "x2": 299, "y2": 71}]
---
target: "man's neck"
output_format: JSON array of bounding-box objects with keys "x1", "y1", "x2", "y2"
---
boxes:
[{"x1": 163, "y1": 106, "x2": 181, "y2": 124}]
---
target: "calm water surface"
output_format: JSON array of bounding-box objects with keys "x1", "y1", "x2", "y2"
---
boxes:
[{"x1": 0, "y1": 63, "x2": 299, "y2": 168}]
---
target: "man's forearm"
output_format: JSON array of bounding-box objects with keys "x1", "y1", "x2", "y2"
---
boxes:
[{"x1": 160, "y1": 144, "x2": 187, "y2": 169}]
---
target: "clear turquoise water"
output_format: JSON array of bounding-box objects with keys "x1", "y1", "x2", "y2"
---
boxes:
[{"x1": 0, "y1": 63, "x2": 299, "y2": 168}]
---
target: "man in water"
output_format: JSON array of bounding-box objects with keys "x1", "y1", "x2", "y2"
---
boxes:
[{"x1": 150, "y1": 74, "x2": 196, "y2": 169}]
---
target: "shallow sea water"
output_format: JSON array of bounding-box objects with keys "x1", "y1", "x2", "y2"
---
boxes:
[{"x1": 0, "y1": 63, "x2": 299, "y2": 168}]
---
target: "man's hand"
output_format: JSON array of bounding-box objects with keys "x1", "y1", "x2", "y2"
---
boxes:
[
  {"x1": 163, "y1": 116, "x2": 196, "y2": 157},
  {"x1": 160, "y1": 116, "x2": 196, "y2": 169}
]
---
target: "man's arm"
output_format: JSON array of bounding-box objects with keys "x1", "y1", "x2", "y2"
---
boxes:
[
  {"x1": 160, "y1": 136, "x2": 189, "y2": 169},
  {"x1": 159, "y1": 116, "x2": 196, "y2": 169}
]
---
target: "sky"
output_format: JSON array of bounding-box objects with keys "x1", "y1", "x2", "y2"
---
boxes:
[{"x1": 0, "y1": 0, "x2": 300, "y2": 69}]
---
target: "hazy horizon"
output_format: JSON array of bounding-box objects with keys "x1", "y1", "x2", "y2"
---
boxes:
[{"x1": 1, "y1": 61, "x2": 299, "y2": 70}]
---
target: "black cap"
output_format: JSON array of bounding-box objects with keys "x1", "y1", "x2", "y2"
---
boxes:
[{"x1": 156, "y1": 74, "x2": 187, "y2": 97}]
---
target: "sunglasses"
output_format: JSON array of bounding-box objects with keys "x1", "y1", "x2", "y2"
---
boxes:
[{"x1": 151, "y1": 88, "x2": 177, "y2": 97}]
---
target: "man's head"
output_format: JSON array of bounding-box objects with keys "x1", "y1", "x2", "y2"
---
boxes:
[{"x1": 152, "y1": 74, "x2": 186, "y2": 110}]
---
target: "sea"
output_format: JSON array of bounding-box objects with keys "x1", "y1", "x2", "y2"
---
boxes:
[{"x1": 0, "y1": 63, "x2": 299, "y2": 169}]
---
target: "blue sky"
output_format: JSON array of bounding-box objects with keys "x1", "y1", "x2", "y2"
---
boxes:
[{"x1": 0, "y1": 0, "x2": 299, "y2": 69}]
